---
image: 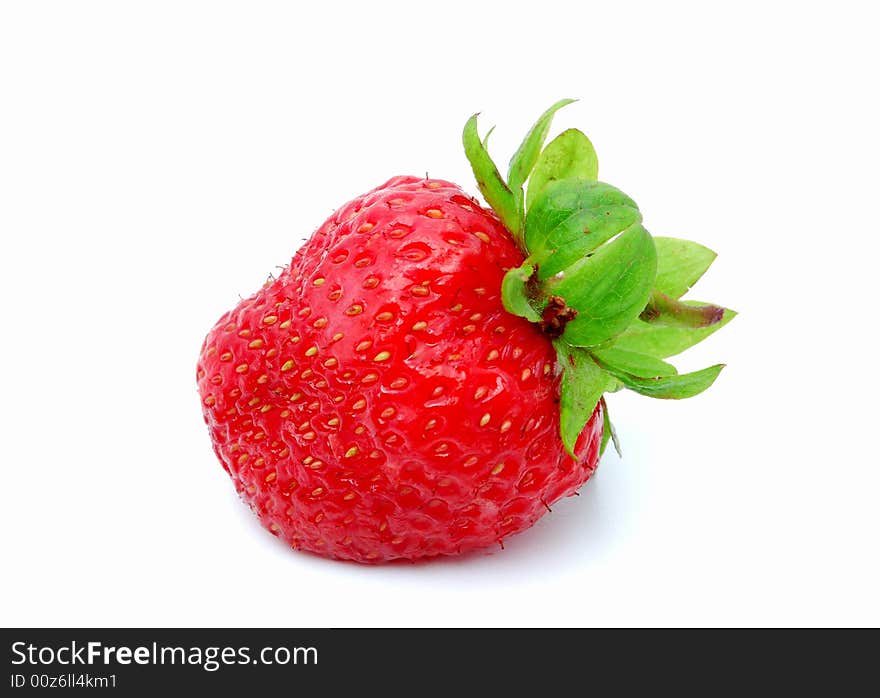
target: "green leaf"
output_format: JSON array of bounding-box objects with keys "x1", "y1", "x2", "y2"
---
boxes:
[
  {"x1": 548, "y1": 225, "x2": 657, "y2": 347},
  {"x1": 524, "y1": 179, "x2": 642, "y2": 279},
  {"x1": 507, "y1": 99, "x2": 576, "y2": 194},
  {"x1": 526, "y1": 128, "x2": 599, "y2": 210},
  {"x1": 641, "y1": 290, "x2": 726, "y2": 328},
  {"x1": 591, "y1": 347, "x2": 677, "y2": 378},
  {"x1": 462, "y1": 114, "x2": 521, "y2": 240},
  {"x1": 614, "y1": 306, "x2": 736, "y2": 358},
  {"x1": 599, "y1": 398, "x2": 621, "y2": 457},
  {"x1": 603, "y1": 363, "x2": 726, "y2": 399},
  {"x1": 500, "y1": 263, "x2": 541, "y2": 322},
  {"x1": 653, "y1": 237, "x2": 717, "y2": 298},
  {"x1": 556, "y1": 343, "x2": 610, "y2": 457}
]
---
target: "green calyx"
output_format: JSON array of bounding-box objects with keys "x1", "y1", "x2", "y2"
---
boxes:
[{"x1": 463, "y1": 101, "x2": 734, "y2": 457}]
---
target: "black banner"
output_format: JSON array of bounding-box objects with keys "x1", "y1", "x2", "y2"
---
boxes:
[{"x1": 2, "y1": 628, "x2": 867, "y2": 693}]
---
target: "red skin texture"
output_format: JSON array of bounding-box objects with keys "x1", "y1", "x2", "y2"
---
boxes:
[{"x1": 197, "y1": 176, "x2": 603, "y2": 563}]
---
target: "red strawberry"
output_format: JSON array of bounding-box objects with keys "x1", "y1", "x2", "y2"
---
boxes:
[{"x1": 197, "y1": 101, "x2": 732, "y2": 563}]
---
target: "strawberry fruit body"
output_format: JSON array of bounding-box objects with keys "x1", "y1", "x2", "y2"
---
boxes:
[{"x1": 197, "y1": 102, "x2": 733, "y2": 563}]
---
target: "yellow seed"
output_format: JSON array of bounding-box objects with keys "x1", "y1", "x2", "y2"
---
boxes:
[
  {"x1": 486, "y1": 349, "x2": 500, "y2": 361},
  {"x1": 343, "y1": 492, "x2": 356, "y2": 501},
  {"x1": 323, "y1": 357, "x2": 338, "y2": 368},
  {"x1": 270, "y1": 523, "x2": 280, "y2": 531},
  {"x1": 263, "y1": 315, "x2": 278, "y2": 325},
  {"x1": 448, "y1": 353, "x2": 462, "y2": 361},
  {"x1": 309, "y1": 461, "x2": 323, "y2": 470},
  {"x1": 333, "y1": 395, "x2": 344, "y2": 403},
  {"x1": 500, "y1": 420, "x2": 512, "y2": 433},
  {"x1": 354, "y1": 258, "x2": 371, "y2": 268},
  {"x1": 469, "y1": 313, "x2": 483, "y2": 321},
  {"x1": 491, "y1": 463, "x2": 505, "y2": 475},
  {"x1": 281, "y1": 360, "x2": 294, "y2": 372},
  {"x1": 345, "y1": 304, "x2": 364, "y2": 315},
  {"x1": 462, "y1": 324, "x2": 476, "y2": 334},
  {"x1": 389, "y1": 377, "x2": 408, "y2": 389},
  {"x1": 265, "y1": 471, "x2": 277, "y2": 483},
  {"x1": 425, "y1": 209, "x2": 444, "y2": 218},
  {"x1": 248, "y1": 397, "x2": 260, "y2": 406},
  {"x1": 279, "y1": 319, "x2": 292, "y2": 329},
  {"x1": 376, "y1": 311, "x2": 394, "y2": 321},
  {"x1": 474, "y1": 386, "x2": 487, "y2": 400},
  {"x1": 474, "y1": 231, "x2": 491, "y2": 243},
  {"x1": 474, "y1": 287, "x2": 486, "y2": 295},
  {"x1": 290, "y1": 392, "x2": 302, "y2": 402},
  {"x1": 260, "y1": 404, "x2": 272, "y2": 413},
  {"x1": 354, "y1": 425, "x2": 365, "y2": 434},
  {"x1": 303, "y1": 431, "x2": 316, "y2": 441},
  {"x1": 355, "y1": 340, "x2": 372, "y2": 352},
  {"x1": 411, "y1": 286, "x2": 429, "y2": 297},
  {"x1": 311, "y1": 487, "x2": 324, "y2": 496},
  {"x1": 480, "y1": 413, "x2": 491, "y2": 427},
  {"x1": 235, "y1": 363, "x2": 249, "y2": 374},
  {"x1": 204, "y1": 395, "x2": 216, "y2": 406},
  {"x1": 315, "y1": 380, "x2": 327, "y2": 388},
  {"x1": 224, "y1": 322, "x2": 237, "y2": 332},
  {"x1": 328, "y1": 290, "x2": 343, "y2": 301},
  {"x1": 305, "y1": 346, "x2": 318, "y2": 357},
  {"x1": 290, "y1": 335, "x2": 301, "y2": 343},
  {"x1": 381, "y1": 407, "x2": 395, "y2": 419},
  {"x1": 352, "y1": 398, "x2": 366, "y2": 410},
  {"x1": 313, "y1": 317, "x2": 328, "y2": 329},
  {"x1": 544, "y1": 363, "x2": 552, "y2": 375},
  {"x1": 219, "y1": 351, "x2": 232, "y2": 362},
  {"x1": 331, "y1": 332, "x2": 344, "y2": 342},
  {"x1": 450, "y1": 304, "x2": 463, "y2": 312},
  {"x1": 363, "y1": 277, "x2": 380, "y2": 289},
  {"x1": 280, "y1": 410, "x2": 290, "y2": 418},
  {"x1": 425, "y1": 419, "x2": 437, "y2": 430},
  {"x1": 425, "y1": 181, "x2": 442, "y2": 190},
  {"x1": 373, "y1": 351, "x2": 391, "y2": 362},
  {"x1": 312, "y1": 277, "x2": 326, "y2": 286},
  {"x1": 266, "y1": 348, "x2": 278, "y2": 358},
  {"x1": 512, "y1": 347, "x2": 523, "y2": 359},
  {"x1": 298, "y1": 307, "x2": 311, "y2": 317},
  {"x1": 521, "y1": 368, "x2": 532, "y2": 381},
  {"x1": 379, "y1": 521, "x2": 388, "y2": 532},
  {"x1": 432, "y1": 386, "x2": 444, "y2": 396},
  {"x1": 248, "y1": 339, "x2": 264, "y2": 349},
  {"x1": 357, "y1": 222, "x2": 374, "y2": 233},
  {"x1": 344, "y1": 446, "x2": 359, "y2": 458},
  {"x1": 327, "y1": 417, "x2": 340, "y2": 427},
  {"x1": 205, "y1": 346, "x2": 217, "y2": 357},
  {"x1": 361, "y1": 372, "x2": 378, "y2": 384},
  {"x1": 463, "y1": 456, "x2": 479, "y2": 468},
  {"x1": 412, "y1": 321, "x2": 427, "y2": 331}
]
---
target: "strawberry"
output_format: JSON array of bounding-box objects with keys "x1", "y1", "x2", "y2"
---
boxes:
[{"x1": 197, "y1": 101, "x2": 733, "y2": 563}]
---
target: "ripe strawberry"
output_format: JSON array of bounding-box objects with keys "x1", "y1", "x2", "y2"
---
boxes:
[{"x1": 197, "y1": 101, "x2": 733, "y2": 563}]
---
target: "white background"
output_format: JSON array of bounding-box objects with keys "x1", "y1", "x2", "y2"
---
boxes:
[{"x1": 1, "y1": 1, "x2": 878, "y2": 627}]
